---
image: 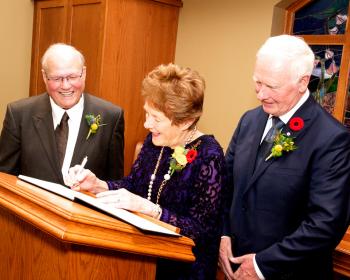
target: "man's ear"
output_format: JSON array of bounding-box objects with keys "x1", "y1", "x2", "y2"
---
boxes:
[
  {"x1": 41, "y1": 69, "x2": 46, "y2": 80},
  {"x1": 82, "y1": 66, "x2": 87, "y2": 79},
  {"x1": 41, "y1": 69, "x2": 49, "y2": 86},
  {"x1": 298, "y1": 75, "x2": 310, "y2": 93}
]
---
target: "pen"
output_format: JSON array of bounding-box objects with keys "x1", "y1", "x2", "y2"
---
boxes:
[
  {"x1": 77, "y1": 156, "x2": 88, "y2": 175},
  {"x1": 72, "y1": 156, "x2": 88, "y2": 188}
]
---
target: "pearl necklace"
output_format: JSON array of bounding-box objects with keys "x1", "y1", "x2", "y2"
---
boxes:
[{"x1": 147, "y1": 127, "x2": 197, "y2": 203}]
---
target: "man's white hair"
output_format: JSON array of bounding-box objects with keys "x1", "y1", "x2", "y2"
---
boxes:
[
  {"x1": 41, "y1": 43, "x2": 85, "y2": 71},
  {"x1": 256, "y1": 35, "x2": 315, "y2": 82}
]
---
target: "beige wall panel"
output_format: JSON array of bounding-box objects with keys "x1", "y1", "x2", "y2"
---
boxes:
[{"x1": 0, "y1": 1, "x2": 33, "y2": 130}]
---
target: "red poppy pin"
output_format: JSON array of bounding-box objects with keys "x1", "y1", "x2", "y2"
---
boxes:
[
  {"x1": 289, "y1": 117, "x2": 304, "y2": 131},
  {"x1": 186, "y1": 149, "x2": 198, "y2": 163}
]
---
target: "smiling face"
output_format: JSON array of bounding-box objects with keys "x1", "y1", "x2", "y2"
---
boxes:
[
  {"x1": 42, "y1": 52, "x2": 86, "y2": 109},
  {"x1": 143, "y1": 101, "x2": 190, "y2": 148}
]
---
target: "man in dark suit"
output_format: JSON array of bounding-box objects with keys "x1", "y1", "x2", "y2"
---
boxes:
[
  {"x1": 0, "y1": 43, "x2": 124, "y2": 184},
  {"x1": 219, "y1": 35, "x2": 350, "y2": 280}
]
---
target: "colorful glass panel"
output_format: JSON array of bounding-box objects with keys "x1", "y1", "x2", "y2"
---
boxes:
[
  {"x1": 293, "y1": 0, "x2": 348, "y2": 35},
  {"x1": 309, "y1": 45, "x2": 343, "y2": 114},
  {"x1": 344, "y1": 75, "x2": 350, "y2": 129}
]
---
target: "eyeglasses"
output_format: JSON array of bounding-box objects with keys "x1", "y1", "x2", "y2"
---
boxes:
[{"x1": 45, "y1": 69, "x2": 84, "y2": 85}]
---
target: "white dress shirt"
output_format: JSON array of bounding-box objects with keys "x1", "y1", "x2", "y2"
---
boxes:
[{"x1": 50, "y1": 95, "x2": 84, "y2": 178}]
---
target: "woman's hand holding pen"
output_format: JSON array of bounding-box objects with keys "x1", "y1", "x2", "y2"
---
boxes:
[{"x1": 65, "y1": 164, "x2": 108, "y2": 194}]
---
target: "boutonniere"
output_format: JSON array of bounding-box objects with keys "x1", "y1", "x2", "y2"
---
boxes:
[
  {"x1": 85, "y1": 114, "x2": 106, "y2": 140},
  {"x1": 169, "y1": 141, "x2": 200, "y2": 175},
  {"x1": 265, "y1": 117, "x2": 304, "y2": 161},
  {"x1": 265, "y1": 131, "x2": 297, "y2": 161}
]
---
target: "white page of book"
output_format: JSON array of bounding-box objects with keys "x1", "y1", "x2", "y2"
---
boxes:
[{"x1": 18, "y1": 175, "x2": 180, "y2": 236}]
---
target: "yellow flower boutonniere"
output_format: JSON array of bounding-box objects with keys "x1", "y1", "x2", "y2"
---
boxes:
[
  {"x1": 85, "y1": 114, "x2": 106, "y2": 140},
  {"x1": 169, "y1": 141, "x2": 200, "y2": 175},
  {"x1": 265, "y1": 130, "x2": 297, "y2": 161}
]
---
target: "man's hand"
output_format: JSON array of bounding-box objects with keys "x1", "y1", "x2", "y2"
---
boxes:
[
  {"x1": 219, "y1": 236, "x2": 235, "y2": 280},
  {"x1": 232, "y1": 253, "x2": 259, "y2": 280}
]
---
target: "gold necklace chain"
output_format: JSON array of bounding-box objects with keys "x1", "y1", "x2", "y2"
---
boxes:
[
  {"x1": 185, "y1": 126, "x2": 197, "y2": 146},
  {"x1": 156, "y1": 175, "x2": 170, "y2": 204}
]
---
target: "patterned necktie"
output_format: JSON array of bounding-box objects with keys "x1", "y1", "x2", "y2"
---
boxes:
[
  {"x1": 255, "y1": 116, "x2": 284, "y2": 169},
  {"x1": 55, "y1": 112, "x2": 69, "y2": 168}
]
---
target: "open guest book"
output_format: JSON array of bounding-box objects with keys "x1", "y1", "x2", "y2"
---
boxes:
[{"x1": 18, "y1": 175, "x2": 180, "y2": 237}]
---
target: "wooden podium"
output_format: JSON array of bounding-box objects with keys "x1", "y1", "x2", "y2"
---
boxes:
[
  {"x1": 0, "y1": 172, "x2": 194, "y2": 279},
  {"x1": 334, "y1": 229, "x2": 350, "y2": 278}
]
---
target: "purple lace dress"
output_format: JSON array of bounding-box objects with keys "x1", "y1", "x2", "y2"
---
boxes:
[{"x1": 107, "y1": 133, "x2": 227, "y2": 280}]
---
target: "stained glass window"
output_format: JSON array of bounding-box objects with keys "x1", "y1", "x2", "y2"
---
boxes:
[
  {"x1": 293, "y1": 0, "x2": 348, "y2": 35},
  {"x1": 309, "y1": 45, "x2": 342, "y2": 114},
  {"x1": 344, "y1": 76, "x2": 350, "y2": 129},
  {"x1": 284, "y1": 0, "x2": 350, "y2": 127}
]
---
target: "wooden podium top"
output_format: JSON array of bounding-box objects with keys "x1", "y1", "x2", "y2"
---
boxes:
[
  {"x1": 336, "y1": 229, "x2": 350, "y2": 255},
  {"x1": 334, "y1": 228, "x2": 350, "y2": 277},
  {"x1": 0, "y1": 172, "x2": 194, "y2": 262}
]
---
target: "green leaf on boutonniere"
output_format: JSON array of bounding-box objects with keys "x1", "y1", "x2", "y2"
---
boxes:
[
  {"x1": 265, "y1": 130, "x2": 297, "y2": 161},
  {"x1": 85, "y1": 114, "x2": 106, "y2": 140}
]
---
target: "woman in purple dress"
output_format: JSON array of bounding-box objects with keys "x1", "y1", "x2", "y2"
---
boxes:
[{"x1": 66, "y1": 63, "x2": 227, "y2": 279}]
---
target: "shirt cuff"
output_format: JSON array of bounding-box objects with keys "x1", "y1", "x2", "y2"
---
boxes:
[
  {"x1": 221, "y1": 235, "x2": 231, "y2": 239},
  {"x1": 253, "y1": 255, "x2": 265, "y2": 280}
]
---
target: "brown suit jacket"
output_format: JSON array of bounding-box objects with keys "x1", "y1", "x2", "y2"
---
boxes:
[{"x1": 0, "y1": 93, "x2": 124, "y2": 184}]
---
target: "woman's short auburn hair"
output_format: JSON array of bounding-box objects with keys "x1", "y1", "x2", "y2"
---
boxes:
[{"x1": 141, "y1": 63, "x2": 205, "y2": 128}]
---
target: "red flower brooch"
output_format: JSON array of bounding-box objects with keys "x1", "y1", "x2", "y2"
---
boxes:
[
  {"x1": 289, "y1": 117, "x2": 304, "y2": 131},
  {"x1": 186, "y1": 149, "x2": 198, "y2": 163}
]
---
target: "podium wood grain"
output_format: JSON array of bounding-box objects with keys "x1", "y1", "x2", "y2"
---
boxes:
[
  {"x1": 0, "y1": 172, "x2": 194, "y2": 279},
  {"x1": 334, "y1": 228, "x2": 350, "y2": 278}
]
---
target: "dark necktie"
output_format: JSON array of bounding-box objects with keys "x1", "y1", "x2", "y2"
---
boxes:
[
  {"x1": 55, "y1": 112, "x2": 69, "y2": 168},
  {"x1": 255, "y1": 116, "x2": 284, "y2": 169}
]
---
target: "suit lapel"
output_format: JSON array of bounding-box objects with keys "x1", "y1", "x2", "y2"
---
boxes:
[
  {"x1": 71, "y1": 94, "x2": 93, "y2": 165},
  {"x1": 284, "y1": 96, "x2": 314, "y2": 140},
  {"x1": 32, "y1": 94, "x2": 62, "y2": 180},
  {"x1": 241, "y1": 110, "x2": 269, "y2": 194}
]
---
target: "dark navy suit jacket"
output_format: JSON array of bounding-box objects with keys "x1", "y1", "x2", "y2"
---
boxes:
[
  {"x1": 0, "y1": 93, "x2": 124, "y2": 184},
  {"x1": 224, "y1": 96, "x2": 350, "y2": 279}
]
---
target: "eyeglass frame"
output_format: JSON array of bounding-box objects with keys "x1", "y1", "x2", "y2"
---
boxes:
[{"x1": 44, "y1": 68, "x2": 85, "y2": 85}]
